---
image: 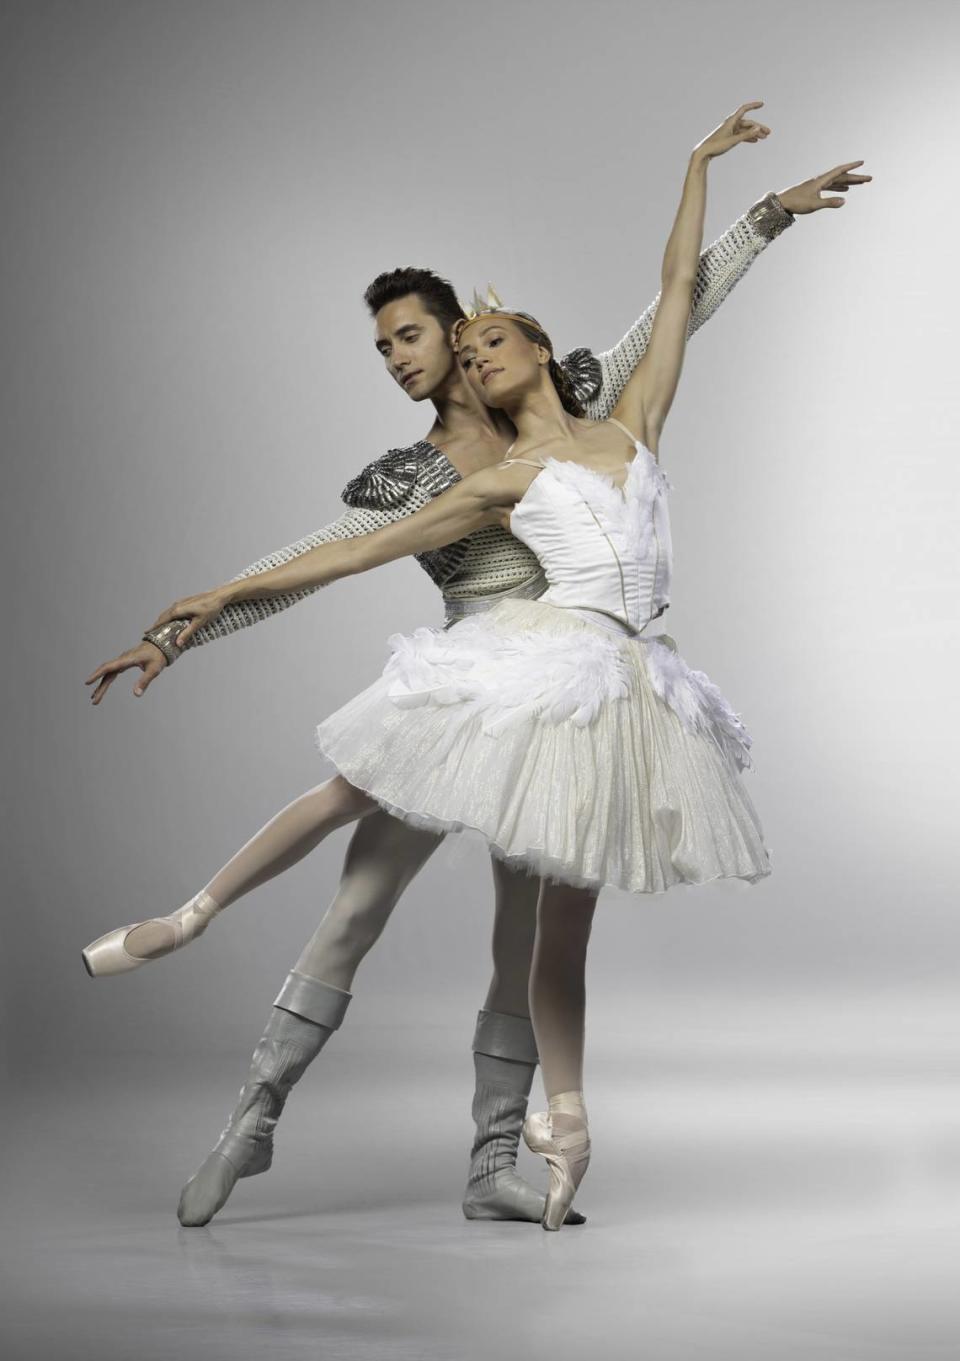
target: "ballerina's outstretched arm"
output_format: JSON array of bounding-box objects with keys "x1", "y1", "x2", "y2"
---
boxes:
[
  {"x1": 148, "y1": 461, "x2": 533, "y2": 648},
  {"x1": 83, "y1": 453, "x2": 444, "y2": 705},
  {"x1": 611, "y1": 103, "x2": 770, "y2": 450},
  {"x1": 612, "y1": 106, "x2": 869, "y2": 448},
  {"x1": 582, "y1": 184, "x2": 796, "y2": 422}
]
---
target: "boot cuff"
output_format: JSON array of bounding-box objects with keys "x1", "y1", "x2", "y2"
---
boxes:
[
  {"x1": 472, "y1": 1009, "x2": 539, "y2": 1064},
  {"x1": 274, "y1": 972, "x2": 352, "y2": 1029}
]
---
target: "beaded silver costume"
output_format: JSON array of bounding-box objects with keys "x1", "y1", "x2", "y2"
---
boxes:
[{"x1": 179, "y1": 193, "x2": 792, "y2": 646}]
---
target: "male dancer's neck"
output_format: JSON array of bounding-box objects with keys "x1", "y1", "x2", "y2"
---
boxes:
[{"x1": 423, "y1": 368, "x2": 517, "y2": 475}]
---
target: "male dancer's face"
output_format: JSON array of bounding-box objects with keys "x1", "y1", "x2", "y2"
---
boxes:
[{"x1": 373, "y1": 295, "x2": 458, "y2": 403}]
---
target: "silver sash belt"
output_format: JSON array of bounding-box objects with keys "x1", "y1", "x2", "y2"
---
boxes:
[
  {"x1": 442, "y1": 568, "x2": 548, "y2": 628},
  {"x1": 568, "y1": 606, "x2": 643, "y2": 638},
  {"x1": 567, "y1": 607, "x2": 674, "y2": 649}
]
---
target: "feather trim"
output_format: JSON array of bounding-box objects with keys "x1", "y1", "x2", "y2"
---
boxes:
[
  {"x1": 542, "y1": 453, "x2": 673, "y2": 583},
  {"x1": 643, "y1": 637, "x2": 754, "y2": 772},
  {"x1": 381, "y1": 612, "x2": 752, "y2": 773},
  {"x1": 384, "y1": 618, "x2": 629, "y2": 735}
]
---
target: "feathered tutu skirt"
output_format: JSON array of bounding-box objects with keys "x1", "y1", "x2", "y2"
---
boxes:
[{"x1": 315, "y1": 598, "x2": 772, "y2": 895}]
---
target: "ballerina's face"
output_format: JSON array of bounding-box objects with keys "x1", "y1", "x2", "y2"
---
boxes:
[
  {"x1": 373, "y1": 294, "x2": 458, "y2": 402},
  {"x1": 457, "y1": 317, "x2": 550, "y2": 409}
]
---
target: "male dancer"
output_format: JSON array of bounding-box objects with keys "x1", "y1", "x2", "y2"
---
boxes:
[{"x1": 87, "y1": 168, "x2": 861, "y2": 1227}]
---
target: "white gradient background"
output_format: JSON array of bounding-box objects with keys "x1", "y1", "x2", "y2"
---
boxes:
[{"x1": 2, "y1": 2, "x2": 959, "y2": 1359}]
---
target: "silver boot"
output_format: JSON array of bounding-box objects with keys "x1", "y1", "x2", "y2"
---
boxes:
[
  {"x1": 177, "y1": 972, "x2": 351, "y2": 1226},
  {"x1": 461, "y1": 1009, "x2": 586, "y2": 1225}
]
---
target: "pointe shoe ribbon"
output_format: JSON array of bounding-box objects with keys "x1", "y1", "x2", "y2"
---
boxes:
[
  {"x1": 82, "y1": 890, "x2": 221, "y2": 977},
  {"x1": 522, "y1": 1108, "x2": 591, "y2": 1232}
]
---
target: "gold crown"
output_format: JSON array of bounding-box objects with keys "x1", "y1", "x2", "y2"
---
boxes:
[
  {"x1": 454, "y1": 284, "x2": 545, "y2": 351},
  {"x1": 461, "y1": 283, "x2": 505, "y2": 320}
]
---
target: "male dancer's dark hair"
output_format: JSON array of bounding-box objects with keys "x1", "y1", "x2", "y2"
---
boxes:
[{"x1": 363, "y1": 266, "x2": 466, "y2": 333}]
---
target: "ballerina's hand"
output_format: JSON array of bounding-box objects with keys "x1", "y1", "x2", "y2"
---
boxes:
[
  {"x1": 149, "y1": 589, "x2": 230, "y2": 648},
  {"x1": 85, "y1": 640, "x2": 167, "y2": 705},
  {"x1": 693, "y1": 102, "x2": 770, "y2": 161},
  {"x1": 777, "y1": 162, "x2": 872, "y2": 214}
]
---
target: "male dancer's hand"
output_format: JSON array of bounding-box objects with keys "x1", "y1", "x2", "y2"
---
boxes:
[
  {"x1": 149, "y1": 588, "x2": 230, "y2": 648},
  {"x1": 85, "y1": 641, "x2": 167, "y2": 704},
  {"x1": 777, "y1": 163, "x2": 872, "y2": 214}
]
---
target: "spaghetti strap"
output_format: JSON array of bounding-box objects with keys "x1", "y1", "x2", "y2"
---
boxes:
[
  {"x1": 606, "y1": 416, "x2": 641, "y2": 445},
  {"x1": 499, "y1": 456, "x2": 548, "y2": 470}
]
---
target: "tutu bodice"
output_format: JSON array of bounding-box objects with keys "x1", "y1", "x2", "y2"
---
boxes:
[{"x1": 507, "y1": 430, "x2": 672, "y2": 635}]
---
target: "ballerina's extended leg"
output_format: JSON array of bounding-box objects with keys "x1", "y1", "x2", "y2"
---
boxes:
[{"x1": 82, "y1": 777, "x2": 374, "y2": 976}]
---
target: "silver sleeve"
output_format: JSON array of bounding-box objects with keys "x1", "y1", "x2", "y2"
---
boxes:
[{"x1": 183, "y1": 501, "x2": 412, "y2": 648}]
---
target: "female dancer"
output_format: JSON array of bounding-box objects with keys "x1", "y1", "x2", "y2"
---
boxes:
[{"x1": 86, "y1": 102, "x2": 831, "y2": 1226}]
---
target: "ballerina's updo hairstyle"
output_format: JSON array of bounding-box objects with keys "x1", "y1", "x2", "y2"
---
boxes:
[
  {"x1": 510, "y1": 315, "x2": 585, "y2": 419},
  {"x1": 453, "y1": 310, "x2": 585, "y2": 419}
]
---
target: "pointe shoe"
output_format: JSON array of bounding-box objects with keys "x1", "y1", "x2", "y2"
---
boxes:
[
  {"x1": 522, "y1": 1095, "x2": 591, "y2": 1232},
  {"x1": 461, "y1": 1012, "x2": 586, "y2": 1226},
  {"x1": 82, "y1": 890, "x2": 221, "y2": 977}
]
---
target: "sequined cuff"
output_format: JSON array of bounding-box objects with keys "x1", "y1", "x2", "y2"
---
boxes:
[
  {"x1": 746, "y1": 190, "x2": 795, "y2": 243},
  {"x1": 143, "y1": 618, "x2": 190, "y2": 666}
]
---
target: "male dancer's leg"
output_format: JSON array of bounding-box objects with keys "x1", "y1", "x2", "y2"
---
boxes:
[
  {"x1": 462, "y1": 859, "x2": 587, "y2": 1224},
  {"x1": 179, "y1": 826, "x2": 584, "y2": 1226},
  {"x1": 178, "y1": 809, "x2": 441, "y2": 1225}
]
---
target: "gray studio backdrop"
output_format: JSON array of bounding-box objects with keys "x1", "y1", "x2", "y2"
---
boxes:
[{"x1": 2, "y1": 0, "x2": 956, "y2": 1074}]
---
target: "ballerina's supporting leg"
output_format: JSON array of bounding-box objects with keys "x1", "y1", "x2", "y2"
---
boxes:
[
  {"x1": 462, "y1": 858, "x2": 582, "y2": 1225},
  {"x1": 82, "y1": 776, "x2": 376, "y2": 975},
  {"x1": 178, "y1": 808, "x2": 443, "y2": 1226},
  {"x1": 523, "y1": 881, "x2": 597, "y2": 1230}
]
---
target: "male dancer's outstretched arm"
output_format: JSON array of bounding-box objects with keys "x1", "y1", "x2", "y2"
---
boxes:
[{"x1": 85, "y1": 186, "x2": 814, "y2": 705}]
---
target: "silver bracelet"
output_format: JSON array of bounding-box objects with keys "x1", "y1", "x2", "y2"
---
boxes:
[
  {"x1": 143, "y1": 618, "x2": 190, "y2": 666},
  {"x1": 746, "y1": 189, "x2": 795, "y2": 243}
]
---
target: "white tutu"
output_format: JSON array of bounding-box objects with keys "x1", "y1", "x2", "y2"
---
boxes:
[{"x1": 315, "y1": 597, "x2": 771, "y2": 894}]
